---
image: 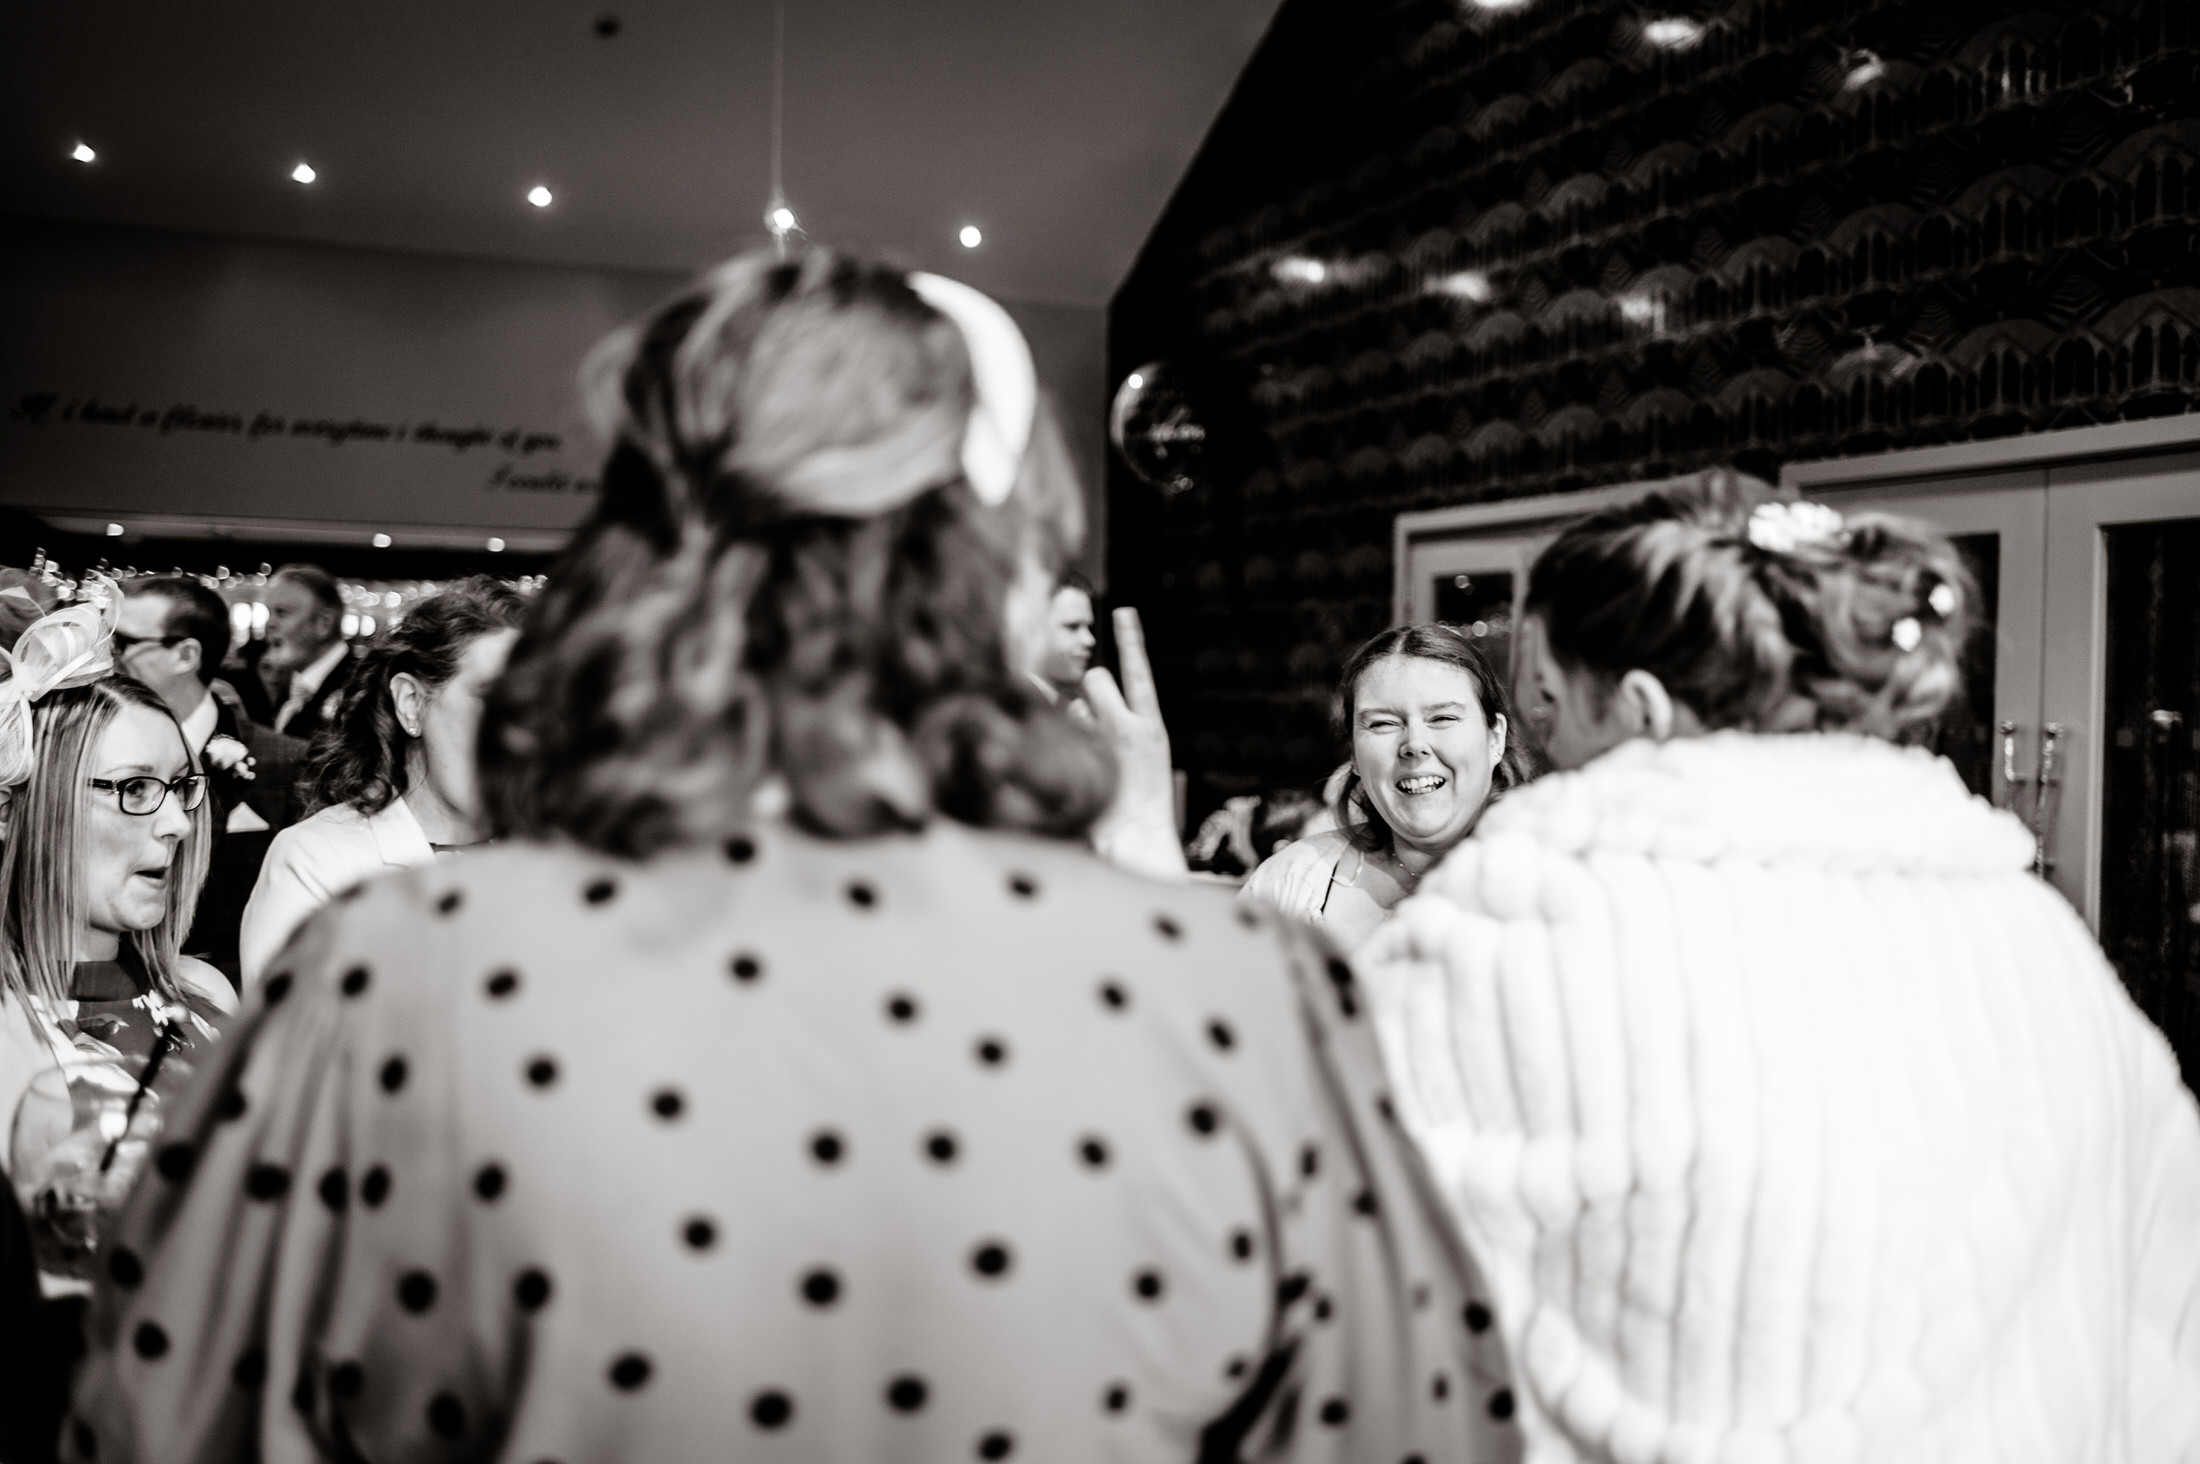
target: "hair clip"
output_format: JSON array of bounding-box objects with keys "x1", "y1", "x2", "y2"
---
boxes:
[
  {"x1": 1746, "y1": 500, "x2": 1845, "y2": 555},
  {"x1": 1926, "y1": 582, "x2": 1958, "y2": 617},
  {"x1": 1890, "y1": 616, "x2": 1923, "y2": 652}
]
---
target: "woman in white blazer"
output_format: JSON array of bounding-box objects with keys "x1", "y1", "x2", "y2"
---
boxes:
[
  {"x1": 1361, "y1": 470, "x2": 2200, "y2": 1462},
  {"x1": 238, "y1": 578, "x2": 521, "y2": 985}
]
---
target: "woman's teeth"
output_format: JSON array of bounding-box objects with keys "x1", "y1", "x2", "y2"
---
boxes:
[{"x1": 1396, "y1": 774, "x2": 1445, "y2": 794}]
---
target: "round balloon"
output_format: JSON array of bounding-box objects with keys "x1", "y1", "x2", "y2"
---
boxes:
[{"x1": 1109, "y1": 361, "x2": 1205, "y2": 495}]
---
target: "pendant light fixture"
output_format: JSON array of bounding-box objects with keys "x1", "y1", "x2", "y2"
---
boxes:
[{"x1": 764, "y1": 0, "x2": 800, "y2": 255}]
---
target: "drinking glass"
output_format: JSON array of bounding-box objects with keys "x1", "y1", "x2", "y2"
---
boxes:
[{"x1": 9, "y1": 1061, "x2": 161, "y2": 1282}]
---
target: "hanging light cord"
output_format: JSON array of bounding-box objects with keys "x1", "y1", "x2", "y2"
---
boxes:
[{"x1": 768, "y1": 0, "x2": 792, "y2": 256}]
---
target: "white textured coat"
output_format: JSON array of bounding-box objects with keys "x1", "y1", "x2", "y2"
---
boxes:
[{"x1": 1361, "y1": 731, "x2": 2200, "y2": 1463}]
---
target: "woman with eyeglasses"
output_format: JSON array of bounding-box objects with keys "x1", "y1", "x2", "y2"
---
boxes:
[{"x1": 0, "y1": 596, "x2": 233, "y2": 1147}]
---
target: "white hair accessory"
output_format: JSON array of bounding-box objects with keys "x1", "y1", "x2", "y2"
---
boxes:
[
  {"x1": 1890, "y1": 616, "x2": 1923, "y2": 652},
  {"x1": 907, "y1": 272, "x2": 1036, "y2": 508},
  {"x1": 0, "y1": 575, "x2": 121, "y2": 789},
  {"x1": 1746, "y1": 499, "x2": 1846, "y2": 554}
]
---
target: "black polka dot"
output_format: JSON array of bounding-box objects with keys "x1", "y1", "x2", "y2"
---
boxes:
[
  {"x1": 436, "y1": 889, "x2": 463, "y2": 916},
  {"x1": 650, "y1": 1087, "x2": 685, "y2": 1120},
  {"x1": 1236, "y1": 905, "x2": 1261, "y2": 928},
  {"x1": 846, "y1": 880, "x2": 877, "y2": 909},
  {"x1": 514, "y1": 1268, "x2": 553, "y2": 1311},
  {"x1": 1228, "y1": 1229, "x2": 1254, "y2": 1262},
  {"x1": 1431, "y1": 1373, "x2": 1451, "y2": 1402},
  {"x1": 108, "y1": 1247, "x2": 143, "y2": 1288},
  {"x1": 800, "y1": 1268, "x2": 840, "y2": 1307},
  {"x1": 1375, "y1": 1094, "x2": 1396, "y2": 1123},
  {"x1": 1411, "y1": 1281, "x2": 1431, "y2": 1310},
  {"x1": 379, "y1": 1056, "x2": 408, "y2": 1093},
  {"x1": 1404, "y1": 1456, "x2": 1427, "y2": 1464},
  {"x1": 724, "y1": 834, "x2": 757, "y2": 864},
  {"x1": 583, "y1": 877, "x2": 617, "y2": 905},
  {"x1": 1098, "y1": 979, "x2": 1129, "y2": 1011},
  {"x1": 157, "y1": 1142, "x2": 194, "y2": 1182},
  {"x1": 526, "y1": 1056, "x2": 559, "y2": 1088},
  {"x1": 1353, "y1": 1190, "x2": 1379, "y2": 1218},
  {"x1": 398, "y1": 1271, "x2": 438, "y2": 1312},
  {"x1": 1224, "y1": 1355, "x2": 1248, "y2": 1380},
  {"x1": 264, "y1": 972, "x2": 292, "y2": 1005},
  {"x1": 885, "y1": 992, "x2": 919, "y2": 1024},
  {"x1": 750, "y1": 1390, "x2": 794, "y2": 1429},
  {"x1": 1007, "y1": 872, "x2": 1038, "y2": 899},
  {"x1": 1102, "y1": 1381, "x2": 1131, "y2": 1413},
  {"x1": 1299, "y1": 1143, "x2": 1320, "y2": 1179},
  {"x1": 474, "y1": 1164, "x2": 506, "y2": 1202},
  {"x1": 330, "y1": 1361, "x2": 364, "y2": 1398},
  {"x1": 1487, "y1": 1388, "x2": 1515, "y2": 1420},
  {"x1": 977, "y1": 1430, "x2": 1015, "y2": 1459},
  {"x1": 974, "y1": 1036, "x2": 1008, "y2": 1067},
  {"x1": 810, "y1": 1130, "x2": 845, "y2": 1165},
  {"x1": 731, "y1": 954, "x2": 762, "y2": 983},
  {"x1": 1206, "y1": 1018, "x2": 1236, "y2": 1051},
  {"x1": 132, "y1": 1321, "x2": 168, "y2": 1359},
  {"x1": 925, "y1": 1131, "x2": 959, "y2": 1164},
  {"x1": 886, "y1": 1374, "x2": 928, "y2": 1412},
  {"x1": 217, "y1": 1087, "x2": 248, "y2": 1121},
  {"x1": 231, "y1": 1348, "x2": 267, "y2": 1390},
  {"x1": 683, "y1": 1216, "x2": 718, "y2": 1251},
  {"x1": 427, "y1": 1392, "x2": 466, "y2": 1438},
  {"x1": 1152, "y1": 913, "x2": 1182, "y2": 941},
  {"x1": 1314, "y1": 1294, "x2": 1334, "y2": 1322},
  {"x1": 292, "y1": 1366, "x2": 315, "y2": 1414},
  {"x1": 609, "y1": 1353, "x2": 652, "y2": 1390},
  {"x1": 1325, "y1": 958, "x2": 1360, "y2": 1018},
  {"x1": 970, "y1": 1241, "x2": 1012, "y2": 1279},
  {"x1": 1132, "y1": 1268, "x2": 1164, "y2": 1301},
  {"x1": 1463, "y1": 1301, "x2": 1492, "y2": 1333},
  {"x1": 1186, "y1": 1102, "x2": 1220, "y2": 1137},
  {"x1": 341, "y1": 965, "x2": 370, "y2": 997},
  {"x1": 244, "y1": 1163, "x2": 291, "y2": 1201},
  {"x1": 1078, "y1": 1136, "x2": 1110, "y2": 1169},
  {"x1": 1319, "y1": 1397, "x2": 1350, "y2": 1426},
  {"x1": 71, "y1": 1419, "x2": 95, "y2": 1459},
  {"x1": 361, "y1": 1166, "x2": 391, "y2": 1208},
  {"x1": 1278, "y1": 1272, "x2": 1310, "y2": 1306},
  {"x1": 485, "y1": 969, "x2": 520, "y2": 999}
]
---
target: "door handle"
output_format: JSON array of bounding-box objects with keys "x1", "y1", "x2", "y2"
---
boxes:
[
  {"x1": 1996, "y1": 720, "x2": 2024, "y2": 813},
  {"x1": 2032, "y1": 722, "x2": 2065, "y2": 877}
]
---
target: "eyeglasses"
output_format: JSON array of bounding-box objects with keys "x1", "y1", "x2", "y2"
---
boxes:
[
  {"x1": 86, "y1": 774, "x2": 208, "y2": 817},
  {"x1": 110, "y1": 632, "x2": 188, "y2": 656}
]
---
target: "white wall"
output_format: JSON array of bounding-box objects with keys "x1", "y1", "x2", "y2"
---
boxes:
[{"x1": 0, "y1": 218, "x2": 1106, "y2": 565}]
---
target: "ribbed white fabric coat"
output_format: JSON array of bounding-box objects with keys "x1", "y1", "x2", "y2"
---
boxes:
[{"x1": 1360, "y1": 732, "x2": 2200, "y2": 1464}]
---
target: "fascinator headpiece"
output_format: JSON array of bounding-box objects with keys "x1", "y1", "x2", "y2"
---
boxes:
[{"x1": 0, "y1": 576, "x2": 121, "y2": 789}]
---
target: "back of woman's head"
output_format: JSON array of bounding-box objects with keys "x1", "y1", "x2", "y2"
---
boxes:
[
  {"x1": 1526, "y1": 468, "x2": 1973, "y2": 739},
  {"x1": 1330, "y1": 622, "x2": 1528, "y2": 852},
  {"x1": 481, "y1": 246, "x2": 1111, "y2": 856},
  {"x1": 0, "y1": 676, "x2": 208, "y2": 1008},
  {"x1": 304, "y1": 576, "x2": 526, "y2": 816}
]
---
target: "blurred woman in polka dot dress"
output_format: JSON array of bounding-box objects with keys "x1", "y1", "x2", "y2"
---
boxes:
[{"x1": 67, "y1": 251, "x2": 1518, "y2": 1463}]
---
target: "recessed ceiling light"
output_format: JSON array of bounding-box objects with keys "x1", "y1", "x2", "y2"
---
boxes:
[
  {"x1": 527, "y1": 185, "x2": 553, "y2": 207},
  {"x1": 1272, "y1": 256, "x2": 1328, "y2": 285},
  {"x1": 487, "y1": 537, "x2": 507, "y2": 553},
  {"x1": 769, "y1": 205, "x2": 797, "y2": 233},
  {"x1": 105, "y1": 522, "x2": 125, "y2": 537},
  {"x1": 1643, "y1": 17, "x2": 1704, "y2": 47},
  {"x1": 371, "y1": 532, "x2": 391, "y2": 547},
  {"x1": 1126, "y1": 372, "x2": 1145, "y2": 389},
  {"x1": 71, "y1": 142, "x2": 97, "y2": 164},
  {"x1": 292, "y1": 161, "x2": 317, "y2": 184},
  {"x1": 959, "y1": 225, "x2": 982, "y2": 248}
]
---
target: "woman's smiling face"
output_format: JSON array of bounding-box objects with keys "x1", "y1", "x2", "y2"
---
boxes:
[{"x1": 1348, "y1": 653, "x2": 1506, "y2": 865}]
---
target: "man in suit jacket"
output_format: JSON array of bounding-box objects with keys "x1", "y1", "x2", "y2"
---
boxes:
[
  {"x1": 264, "y1": 562, "x2": 357, "y2": 745},
  {"x1": 117, "y1": 576, "x2": 307, "y2": 985}
]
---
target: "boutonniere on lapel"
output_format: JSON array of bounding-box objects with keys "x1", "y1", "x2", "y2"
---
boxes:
[{"x1": 204, "y1": 734, "x2": 256, "y2": 780}]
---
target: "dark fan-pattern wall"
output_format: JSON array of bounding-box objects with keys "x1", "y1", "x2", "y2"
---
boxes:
[{"x1": 1109, "y1": 0, "x2": 2200, "y2": 815}]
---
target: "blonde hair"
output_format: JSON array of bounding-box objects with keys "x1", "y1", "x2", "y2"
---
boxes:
[{"x1": 0, "y1": 677, "x2": 210, "y2": 1011}]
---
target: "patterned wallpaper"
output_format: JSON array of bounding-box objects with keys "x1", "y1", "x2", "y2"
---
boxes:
[{"x1": 1108, "y1": 0, "x2": 2200, "y2": 813}]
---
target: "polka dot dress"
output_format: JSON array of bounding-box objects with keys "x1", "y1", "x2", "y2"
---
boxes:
[{"x1": 68, "y1": 821, "x2": 1517, "y2": 1463}]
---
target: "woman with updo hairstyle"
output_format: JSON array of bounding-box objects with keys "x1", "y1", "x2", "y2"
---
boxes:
[
  {"x1": 236, "y1": 575, "x2": 523, "y2": 987},
  {"x1": 72, "y1": 249, "x2": 1517, "y2": 1464},
  {"x1": 1243, "y1": 622, "x2": 1524, "y2": 952},
  {"x1": 1360, "y1": 469, "x2": 2200, "y2": 1462}
]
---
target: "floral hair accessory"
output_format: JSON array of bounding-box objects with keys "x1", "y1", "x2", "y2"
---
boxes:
[
  {"x1": 1746, "y1": 499, "x2": 1846, "y2": 555},
  {"x1": 0, "y1": 574, "x2": 121, "y2": 789},
  {"x1": 1890, "y1": 616, "x2": 1924, "y2": 652}
]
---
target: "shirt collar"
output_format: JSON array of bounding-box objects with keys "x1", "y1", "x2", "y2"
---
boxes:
[
  {"x1": 178, "y1": 691, "x2": 219, "y2": 756},
  {"x1": 291, "y1": 640, "x2": 350, "y2": 701},
  {"x1": 367, "y1": 796, "x2": 436, "y2": 868}
]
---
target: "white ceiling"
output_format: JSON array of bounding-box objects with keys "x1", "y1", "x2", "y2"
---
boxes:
[{"x1": 4, "y1": 0, "x2": 1283, "y2": 306}]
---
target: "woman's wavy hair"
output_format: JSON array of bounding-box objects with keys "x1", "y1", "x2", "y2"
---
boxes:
[
  {"x1": 1330, "y1": 622, "x2": 1527, "y2": 856},
  {"x1": 1525, "y1": 468, "x2": 1974, "y2": 739},
  {"x1": 302, "y1": 576, "x2": 526, "y2": 816},
  {"x1": 479, "y1": 247, "x2": 1113, "y2": 855},
  {"x1": 0, "y1": 676, "x2": 210, "y2": 1011}
]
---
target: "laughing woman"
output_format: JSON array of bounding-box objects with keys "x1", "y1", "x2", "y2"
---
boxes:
[{"x1": 1242, "y1": 623, "x2": 1525, "y2": 952}]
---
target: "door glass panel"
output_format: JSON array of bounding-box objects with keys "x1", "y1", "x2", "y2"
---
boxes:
[
  {"x1": 1930, "y1": 533, "x2": 2001, "y2": 801},
  {"x1": 1430, "y1": 570, "x2": 1516, "y2": 679},
  {"x1": 2099, "y1": 518, "x2": 2200, "y2": 1090}
]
